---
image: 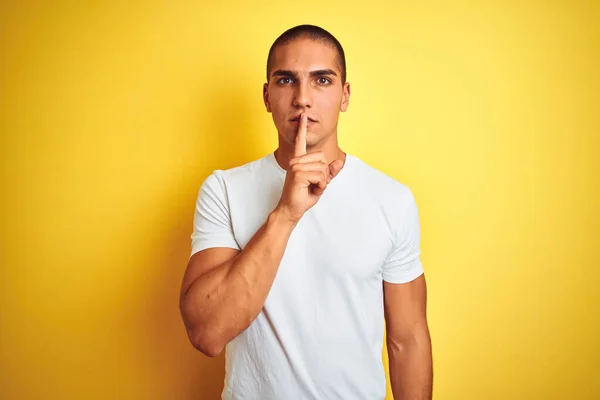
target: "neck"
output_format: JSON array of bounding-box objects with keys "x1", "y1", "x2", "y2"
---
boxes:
[{"x1": 274, "y1": 134, "x2": 346, "y2": 172}]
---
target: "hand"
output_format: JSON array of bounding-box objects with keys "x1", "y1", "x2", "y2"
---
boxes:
[{"x1": 276, "y1": 113, "x2": 344, "y2": 223}]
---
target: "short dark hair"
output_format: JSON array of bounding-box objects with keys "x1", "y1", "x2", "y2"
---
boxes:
[{"x1": 266, "y1": 24, "x2": 347, "y2": 84}]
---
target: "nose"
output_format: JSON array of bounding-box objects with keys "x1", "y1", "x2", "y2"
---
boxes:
[{"x1": 292, "y1": 80, "x2": 312, "y2": 109}]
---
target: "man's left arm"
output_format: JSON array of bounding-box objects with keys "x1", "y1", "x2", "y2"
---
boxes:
[{"x1": 384, "y1": 274, "x2": 433, "y2": 399}]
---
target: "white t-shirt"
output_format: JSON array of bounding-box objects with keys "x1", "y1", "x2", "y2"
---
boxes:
[{"x1": 190, "y1": 151, "x2": 424, "y2": 400}]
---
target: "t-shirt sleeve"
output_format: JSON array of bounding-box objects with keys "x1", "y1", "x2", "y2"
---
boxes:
[
  {"x1": 190, "y1": 171, "x2": 241, "y2": 257},
  {"x1": 382, "y1": 188, "x2": 425, "y2": 284}
]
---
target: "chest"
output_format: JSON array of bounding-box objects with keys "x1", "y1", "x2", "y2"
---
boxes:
[
  {"x1": 229, "y1": 181, "x2": 392, "y2": 283},
  {"x1": 286, "y1": 200, "x2": 392, "y2": 282}
]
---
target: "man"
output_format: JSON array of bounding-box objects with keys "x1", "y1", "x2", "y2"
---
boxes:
[{"x1": 179, "y1": 25, "x2": 433, "y2": 400}]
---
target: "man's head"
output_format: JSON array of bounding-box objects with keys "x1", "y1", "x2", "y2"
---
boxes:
[
  {"x1": 266, "y1": 25, "x2": 347, "y2": 85},
  {"x1": 263, "y1": 25, "x2": 350, "y2": 150}
]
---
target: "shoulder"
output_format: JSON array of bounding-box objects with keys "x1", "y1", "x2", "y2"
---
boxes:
[
  {"x1": 203, "y1": 153, "x2": 274, "y2": 189},
  {"x1": 348, "y1": 155, "x2": 416, "y2": 208}
]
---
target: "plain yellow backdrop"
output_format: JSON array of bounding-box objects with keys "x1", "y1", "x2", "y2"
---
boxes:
[{"x1": 1, "y1": 1, "x2": 598, "y2": 399}]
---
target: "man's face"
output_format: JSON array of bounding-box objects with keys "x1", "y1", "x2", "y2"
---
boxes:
[{"x1": 263, "y1": 39, "x2": 350, "y2": 149}]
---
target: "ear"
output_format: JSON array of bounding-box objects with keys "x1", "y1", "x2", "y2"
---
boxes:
[
  {"x1": 263, "y1": 83, "x2": 272, "y2": 113},
  {"x1": 340, "y1": 82, "x2": 351, "y2": 112}
]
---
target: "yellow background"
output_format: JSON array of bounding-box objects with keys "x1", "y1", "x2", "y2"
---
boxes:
[{"x1": 1, "y1": 1, "x2": 598, "y2": 399}]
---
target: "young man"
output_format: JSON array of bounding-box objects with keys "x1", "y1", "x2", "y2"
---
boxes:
[{"x1": 180, "y1": 25, "x2": 433, "y2": 400}]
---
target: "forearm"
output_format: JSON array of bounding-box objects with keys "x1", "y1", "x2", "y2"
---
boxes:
[
  {"x1": 182, "y1": 208, "x2": 297, "y2": 355},
  {"x1": 387, "y1": 328, "x2": 433, "y2": 400}
]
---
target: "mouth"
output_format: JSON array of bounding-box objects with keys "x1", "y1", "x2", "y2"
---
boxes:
[{"x1": 290, "y1": 115, "x2": 318, "y2": 123}]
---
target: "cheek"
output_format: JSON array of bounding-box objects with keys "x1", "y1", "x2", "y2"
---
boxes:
[
  {"x1": 319, "y1": 93, "x2": 343, "y2": 119},
  {"x1": 274, "y1": 105, "x2": 289, "y2": 126},
  {"x1": 270, "y1": 95, "x2": 289, "y2": 117},
  {"x1": 270, "y1": 98, "x2": 292, "y2": 132}
]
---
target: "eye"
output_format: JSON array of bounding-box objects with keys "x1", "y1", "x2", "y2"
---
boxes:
[
  {"x1": 277, "y1": 77, "x2": 294, "y2": 85},
  {"x1": 316, "y1": 77, "x2": 331, "y2": 85}
]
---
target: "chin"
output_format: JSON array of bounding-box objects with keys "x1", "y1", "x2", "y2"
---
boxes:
[
  {"x1": 279, "y1": 126, "x2": 322, "y2": 147},
  {"x1": 298, "y1": 132, "x2": 320, "y2": 145}
]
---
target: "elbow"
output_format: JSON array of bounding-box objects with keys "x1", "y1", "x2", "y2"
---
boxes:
[
  {"x1": 194, "y1": 340, "x2": 224, "y2": 358},
  {"x1": 180, "y1": 299, "x2": 225, "y2": 357},
  {"x1": 387, "y1": 329, "x2": 431, "y2": 356},
  {"x1": 190, "y1": 329, "x2": 225, "y2": 358}
]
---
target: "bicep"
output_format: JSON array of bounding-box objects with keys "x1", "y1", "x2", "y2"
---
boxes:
[
  {"x1": 383, "y1": 274, "x2": 429, "y2": 343},
  {"x1": 180, "y1": 247, "x2": 240, "y2": 300}
]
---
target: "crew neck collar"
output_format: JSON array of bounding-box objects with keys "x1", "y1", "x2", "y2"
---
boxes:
[{"x1": 269, "y1": 151, "x2": 352, "y2": 178}]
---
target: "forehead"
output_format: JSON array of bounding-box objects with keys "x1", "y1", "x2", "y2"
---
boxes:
[{"x1": 270, "y1": 39, "x2": 340, "y2": 75}]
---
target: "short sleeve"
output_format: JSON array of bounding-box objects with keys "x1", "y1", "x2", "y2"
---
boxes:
[
  {"x1": 382, "y1": 189, "x2": 425, "y2": 284},
  {"x1": 190, "y1": 171, "x2": 241, "y2": 257}
]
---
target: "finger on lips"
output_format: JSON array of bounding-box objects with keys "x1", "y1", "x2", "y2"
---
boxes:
[
  {"x1": 294, "y1": 113, "x2": 308, "y2": 157},
  {"x1": 290, "y1": 114, "x2": 335, "y2": 193}
]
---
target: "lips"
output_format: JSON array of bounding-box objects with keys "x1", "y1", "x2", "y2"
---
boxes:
[{"x1": 290, "y1": 115, "x2": 317, "y2": 123}]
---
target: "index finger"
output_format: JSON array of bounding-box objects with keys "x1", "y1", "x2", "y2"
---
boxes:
[{"x1": 294, "y1": 113, "x2": 307, "y2": 157}]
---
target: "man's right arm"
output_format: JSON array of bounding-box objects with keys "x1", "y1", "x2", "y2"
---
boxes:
[
  {"x1": 180, "y1": 114, "x2": 344, "y2": 357},
  {"x1": 179, "y1": 206, "x2": 297, "y2": 357}
]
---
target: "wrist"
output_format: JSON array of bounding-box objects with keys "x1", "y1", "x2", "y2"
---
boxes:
[{"x1": 270, "y1": 206, "x2": 301, "y2": 227}]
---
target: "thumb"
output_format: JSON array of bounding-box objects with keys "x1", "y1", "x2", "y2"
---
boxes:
[{"x1": 328, "y1": 159, "x2": 344, "y2": 181}]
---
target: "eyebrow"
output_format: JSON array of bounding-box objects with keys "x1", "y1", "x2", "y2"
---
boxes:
[{"x1": 271, "y1": 69, "x2": 338, "y2": 79}]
